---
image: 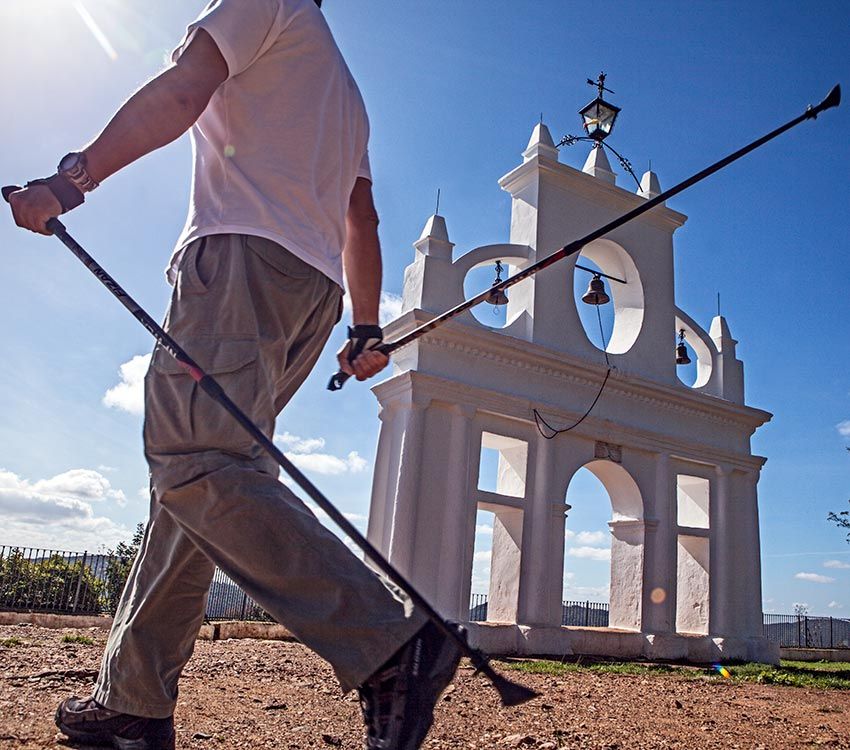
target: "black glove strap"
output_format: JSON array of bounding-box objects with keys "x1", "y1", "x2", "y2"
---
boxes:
[
  {"x1": 25, "y1": 174, "x2": 85, "y2": 214},
  {"x1": 347, "y1": 324, "x2": 384, "y2": 364}
]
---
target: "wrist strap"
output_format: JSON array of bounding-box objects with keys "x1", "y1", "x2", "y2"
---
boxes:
[
  {"x1": 346, "y1": 325, "x2": 384, "y2": 364},
  {"x1": 26, "y1": 174, "x2": 84, "y2": 213}
]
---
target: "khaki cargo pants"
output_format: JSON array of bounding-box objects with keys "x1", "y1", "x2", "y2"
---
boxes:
[{"x1": 93, "y1": 235, "x2": 425, "y2": 718}]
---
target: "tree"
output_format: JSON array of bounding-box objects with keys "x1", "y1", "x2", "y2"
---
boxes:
[
  {"x1": 827, "y1": 448, "x2": 850, "y2": 544},
  {"x1": 828, "y1": 500, "x2": 849, "y2": 544},
  {"x1": 102, "y1": 523, "x2": 146, "y2": 614}
]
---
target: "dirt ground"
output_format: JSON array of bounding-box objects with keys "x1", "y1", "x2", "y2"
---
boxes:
[{"x1": 1, "y1": 624, "x2": 848, "y2": 749}]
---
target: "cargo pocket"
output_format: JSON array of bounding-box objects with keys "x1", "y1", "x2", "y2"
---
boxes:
[
  {"x1": 177, "y1": 237, "x2": 214, "y2": 296},
  {"x1": 144, "y1": 337, "x2": 266, "y2": 457}
]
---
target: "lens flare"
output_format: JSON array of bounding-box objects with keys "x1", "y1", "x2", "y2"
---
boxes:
[
  {"x1": 73, "y1": 1, "x2": 118, "y2": 61},
  {"x1": 713, "y1": 664, "x2": 732, "y2": 679}
]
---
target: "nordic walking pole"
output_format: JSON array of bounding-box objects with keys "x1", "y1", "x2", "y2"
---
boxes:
[
  {"x1": 328, "y1": 83, "x2": 841, "y2": 391},
  {"x1": 0, "y1": 187, "x2": 538, "y2": 708}
]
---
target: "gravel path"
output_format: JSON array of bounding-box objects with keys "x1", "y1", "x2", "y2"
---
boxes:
[{"x1": 1, "y1": 624, "x2": 847, "y2": 749}]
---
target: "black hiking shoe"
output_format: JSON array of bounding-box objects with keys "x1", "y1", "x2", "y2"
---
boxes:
[
  {"x1": 55, "y1": 696, "x2": 175, "y2": 750},
  {"x1": 358, "y1": 620, "x2": 463, "y2": 749}
]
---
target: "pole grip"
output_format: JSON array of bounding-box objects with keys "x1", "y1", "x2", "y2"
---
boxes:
[{"x1": 327, "y1": 370, "x2": 351, "y2": 391}]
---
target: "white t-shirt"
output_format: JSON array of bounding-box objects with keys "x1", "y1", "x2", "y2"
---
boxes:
[{"x1": 168, "y1": 0, "x2": 371, "y2": 289}]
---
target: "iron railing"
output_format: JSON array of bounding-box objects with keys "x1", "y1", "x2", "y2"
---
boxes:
[
  {"x1": 0, "y1": 545, "x2": 112, "y2": 615},
  {"x1": 2, "y1": 544, "x2": 848, "y2": 647},
  {"x1": 763, "y1": 613, "x2": 850, "y2": 649},
  {"x1": 467, "y1": 596, "x2": 610, "y2": 627}
]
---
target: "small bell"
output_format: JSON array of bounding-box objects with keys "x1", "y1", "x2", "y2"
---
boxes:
[
  {"x1": 675, "y1": 328, "x2": 691, "y2": 365},
  {"x1": 485, "y1": 260, "x2": 509, "y2": 306},
  {"x1": 581, "y1": 274, "x2": 610, "y2": 306}
]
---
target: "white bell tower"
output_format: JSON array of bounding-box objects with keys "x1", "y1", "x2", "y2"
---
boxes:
[{"x1": 367, "y1": 115, "x2": 777, "y2": 664}]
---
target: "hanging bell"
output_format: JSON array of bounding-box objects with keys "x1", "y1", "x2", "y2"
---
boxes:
[
  {"x1": 485, "y1": 260, "x2": 509, "y2": 306},
  {"x1": 675, "y1": 329, "x2": 691, "y2": 365},
  {"x1": 485, "y1": 288, "x2": 509, "y2": 306},
  {"x1": 581, "y1": 274, "x2": 610, "y2": 306}
]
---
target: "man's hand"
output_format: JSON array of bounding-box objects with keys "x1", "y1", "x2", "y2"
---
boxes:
[
  {"x1": 336, "y1": 345, "x2": 389, "y2": 381},
  {"x1": 8, "y1": 184, "x2": 62, "y2": 235},
  {"x1": 336, "y1": 324, "x2": 388, "y2": 381}
]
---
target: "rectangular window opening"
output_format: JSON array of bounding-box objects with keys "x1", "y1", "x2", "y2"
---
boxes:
[
  {"x1": 477, "y1": 431, "x2": 528, "y2": 499},
  {"x1": 676, "y1": 474, "x2": 709, "y2": 529}
]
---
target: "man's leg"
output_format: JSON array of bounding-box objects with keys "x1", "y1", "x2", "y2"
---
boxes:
[
  {"x1": 92, "y1": 497, "x2": 214, "y2": 717},
  {"x1": 93, "y1": 235, "x2": 424, "y2": 714}
]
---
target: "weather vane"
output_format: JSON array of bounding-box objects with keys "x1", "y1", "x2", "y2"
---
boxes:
[{"x1": 557, "y1": 72, "x2": 641, "y2": 189}]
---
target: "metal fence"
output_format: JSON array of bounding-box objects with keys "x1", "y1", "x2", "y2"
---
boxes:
[
  {"x1": 0, "y1": 545, "x2": 113, "y2": 615},
  {"x1": 2, "y1": 544, "x2": 848, "y2": 648},
  {"x1": 205, "y1": 568, "x2": 272, "y2": 622},
  {"x1": 763, "y1": 613, "x2": 850, "y2": 649},
  {"x1": 468, "y1": 595, "x2": 610, "y2": 628}
]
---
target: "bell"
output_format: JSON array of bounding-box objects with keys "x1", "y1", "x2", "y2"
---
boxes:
[
  {"x1": 485, "y1": 288, "x2": 509, "y2": 306},
  {"x1": 675, "y1": 329, "x2": 691, "y2": 365},
  {"x1": 581, "y1": 274, "x2": 610, "y2": 306},
  {"x1": 484, "y1": 260, "x2": 509, "y2": 306}
]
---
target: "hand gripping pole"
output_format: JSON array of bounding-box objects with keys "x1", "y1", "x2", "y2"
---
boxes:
[{"x1": 327, "y1": 84, "x2": 841, "y2": 391}]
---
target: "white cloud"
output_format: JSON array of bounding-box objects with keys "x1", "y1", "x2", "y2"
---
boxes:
[
  {"x1": 287, "y1": 451, "x2": 367, "y2": 475},
  {"x1": 828, "y1": 601, "x2": 842, "y2": 609},
  {"x1": 0, "y1": 468, "x2": 131, "y2": 550},
  {"x1": 568, "y1": 546, "x2": 611, "y2": 561},
  {"x1": 274, "y1": 432, "x2": 368, "y2": 476},
  {"x1": 275, "y1": 432, "x2": 326, "y2": 454},
  {"x1": 471, "y1": 549, "x2": 492, "y2": 592},
  {"x1": 565, "y1": 529, "x2": 610, "y2": 546},
  {"x1": 378, "y1": 292, "x2": 403, "y2": 326},
  {"x1": 103, "y1": 353, "x2": 151, "y2": 415},
  {"x1": 341, "y1": 290, "x2": 404, "y2": 327},
  {"x1": 794, "y1": 572, "x2": 835, "y2": 584},
  {"x1": 476, "y1": 524, "x2": 493, "y2": 535},
  {"x1": 824, "y1": 559, "x2": 850, "y2": 570},
  {"x1": 836, "y1": 420, "x2": 850, "y2": 437},
  {"x1": 563, "y1": 583, "x2": 610, "y2": 600}
]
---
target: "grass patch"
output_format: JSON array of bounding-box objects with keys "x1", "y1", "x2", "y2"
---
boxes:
[
  {"x1": 0, "y1": 637, "x2": 24, "y2": 647},
  {"x1": 503, "y1": 657, "x2": 850, "y2": 689},
  {"x1": 61, "y1": 634, "x2": 95, "y2": 645}
]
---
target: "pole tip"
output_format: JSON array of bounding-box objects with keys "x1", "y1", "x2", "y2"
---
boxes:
[
  {"x1": 814, "y1": 84, "x2": 841, "y2": 115},
  {"x1": 488, "y1": 669, "x2": 542, "y2": 707}
]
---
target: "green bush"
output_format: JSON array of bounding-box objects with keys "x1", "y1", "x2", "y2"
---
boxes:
[{"x1": 0, "y1": 550, "x2": 103, "y2": 613}]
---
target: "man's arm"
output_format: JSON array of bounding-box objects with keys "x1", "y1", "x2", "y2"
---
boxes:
[
  {"x1": 8, "y1": 29, "x2": 228, "y2": 235},
  {"x1": 336, "y1": 177, "x2": 390, "y2": 381}
]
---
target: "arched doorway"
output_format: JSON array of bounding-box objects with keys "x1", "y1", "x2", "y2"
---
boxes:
[{"x1": 564, "y1": 459, "x2": 645, "y2": 631}]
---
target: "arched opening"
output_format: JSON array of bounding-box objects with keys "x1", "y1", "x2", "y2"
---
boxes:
[
  {"x1": 674, "y1": 314, "x2": 713, "y2": 389},
  {"x1": 573, "y1": 239, "x2": 644, "y2": 355},
  {"x1": 458, "y1": 250, "x2": 534, "y2": 328},
  {"x1": 563, "y1": 460, "x2": 645, "y2": 631}
]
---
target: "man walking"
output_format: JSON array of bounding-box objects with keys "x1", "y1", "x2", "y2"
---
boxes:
[{"x1": 7, "y1": 1, "x2": 461, "y2": 748}]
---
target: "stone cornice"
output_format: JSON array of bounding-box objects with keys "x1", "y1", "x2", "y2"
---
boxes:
[
  {"x1": 383, "y1": 310, "x2": 772, "y2": 434},
  {"x1": 498, "y1": 156, "x2": 688, "y2": 234},
  {"x1": 372, "y1": 356, "x2": 769, "y2": 472}
]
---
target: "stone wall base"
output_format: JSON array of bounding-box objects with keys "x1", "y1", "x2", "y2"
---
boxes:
[
  {"x1": 780, "y1": 647, "x2": 850, "y2": 663},
  {"x1": 467, "y1": 623, "x2": 780, "y2": 665}
]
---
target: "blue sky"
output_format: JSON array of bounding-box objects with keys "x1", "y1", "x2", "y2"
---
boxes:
[{"x1": 0, "y1": 0, "x2": 848, "y2": 616}]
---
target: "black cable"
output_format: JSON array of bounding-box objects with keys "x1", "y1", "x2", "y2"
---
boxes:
[{"x1": 533, "y1": 302, "x2": 612, "y2": 439}]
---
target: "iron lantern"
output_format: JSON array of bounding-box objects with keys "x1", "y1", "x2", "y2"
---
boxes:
[{"x1": 579, "y1": 95, "x2": 620, "y2": 142}]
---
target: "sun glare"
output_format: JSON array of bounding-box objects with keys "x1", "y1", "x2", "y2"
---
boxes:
[{"x1": 4, "y1": 0, "x2": 118, "y2": 62}]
